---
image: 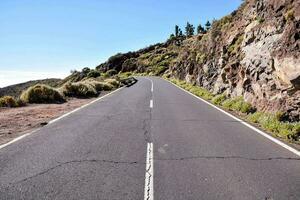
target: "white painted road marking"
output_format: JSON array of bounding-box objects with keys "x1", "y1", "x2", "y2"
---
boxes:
[
  {"x1": 144, "y1": 143, "x2": 154, "y2": 200},
  {"x1": 151, "y1": 82, "x2": 154, "y2": 93},
  {"x1": 167, "y1": 79, "x2": 300, "y2": 157},
  {"x1": 0, "y1": 132, "x2": 37, "y2": 150},
  {"x1": 150, "y1": 100, "x2": 153, "y2": 108},
  {"x1": 144, "y1": 77, "x2": 154, "y2": 109},
  {"x1": 144, "y1": 77, "x2": 154, "y2": 93},
  {"x1": 49, "y1": 87, "x2": 124, "y2": 124},
  {"x1": 0, "y1": 87, "x2": 124, "y2": 151}
]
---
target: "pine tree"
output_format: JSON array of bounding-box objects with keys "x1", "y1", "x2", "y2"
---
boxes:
[
  {"x1": 179, "y1": 29, "x2": 183, "y2": 37},
  {"x1": 190, "y1": 24, "x2": 195, "y2": 36},
  {"x1": 197, "y1": 24, "x2": 205, "y2": 34},
  {"x1": 185, "y1": 22, "x2": 195, "y2": 37},
  {"x1": 205, "y1": 21, "x2": 211, "y2": 31},
  {"x1": 175, "y1": 25, "x2": 179, "y2": 37},
  {"x1": 185, "y1": 22, "x2": 190, "y2": 36},
  {"x1": 169, "y1": 33, "x2": 175, "y2": 39}
]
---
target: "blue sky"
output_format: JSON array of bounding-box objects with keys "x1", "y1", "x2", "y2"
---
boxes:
[{"x1": 0, "y1": 0, "x2": 242, "y2": 87}]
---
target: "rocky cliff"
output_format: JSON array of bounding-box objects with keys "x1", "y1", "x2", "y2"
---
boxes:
[{"x1": 97, "y1": 0, "x2": 300, "y2": 121}]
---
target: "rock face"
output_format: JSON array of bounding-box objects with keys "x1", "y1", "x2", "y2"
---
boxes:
[{"x1": 97, "y1": 0, "x2": 300, "y2": 121}]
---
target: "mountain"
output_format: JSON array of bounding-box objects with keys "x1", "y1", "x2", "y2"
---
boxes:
[{"x1": 96, "y1": 0, "x2": 300, "y2": 121}]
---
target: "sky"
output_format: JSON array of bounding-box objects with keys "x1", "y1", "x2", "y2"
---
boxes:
[{"x1": 0, "y1": 0, "x2": 242, "y2": 87}]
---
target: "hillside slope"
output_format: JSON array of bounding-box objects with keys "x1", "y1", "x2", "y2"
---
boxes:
[
  {"x1": 97, "y1": 0, "x2": 300, "y2": 121},
  {"x1": 0, "y1": 79, "x2": 61, "y2": 98}
]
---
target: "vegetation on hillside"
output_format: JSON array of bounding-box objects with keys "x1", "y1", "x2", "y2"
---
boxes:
[
  {"x1": 0, "y1": 67, "x2": 136, "y2": 108},
  {"x1": 0, "y1": 78, "x2": 62, "y2": 98}
]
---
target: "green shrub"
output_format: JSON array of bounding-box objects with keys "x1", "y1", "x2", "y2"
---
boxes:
[
  {"x1": 170, "y1": 79, "x2": 214, "y2": 100},
  {"x1": 150, "y1": 54, "x2": 164, "y2": 65},
  {"x1": 136, "y1": 72, "x2": 148, "y2": 76},
  {"x1": 196, "y1": 53, "x2": 206, "y2": 64},
  {"x1": 139, "y1": 52, "x2": 152, "y2": 59},
  {"x1": 16, "y1": 98, "x2": 26, "y2": 107},
  {"x1": 185, "y1": 84, "x2": 213, "y2": 100},
  {"x1": 247, "y1": 112, "x2": 300, "y2": 140},
  {"x1": 290, "y1": 124, "x2": 300, "y2": 140},
  {"x1": 262, "y1": 119, "x2": 293, "y2": 139},
  {"x1": 0, "y1": 96, "x2": 17, "y2": 107},
  {"x1": 170, "y1": 79, "x2": 177, "y2": 84},
  {"x1": 222, "y1": 99, "x2": 235, "y2": 109},
  {"x1": 107, "y1": 69, "x2": 118, "y2": 76},
  {"x1": 86, "y1": 81, "x2": 113, "y2": 91},
  {"x1": 219, "y1": 14, "x2": 233, "y2": 29},
  {"x1": 153, "y1": 65, "x2": 167, "y2": 75},
  {"x1": 104, "y1": 79, "x2": 119, "y2": 87},
  {"x1": 20, "y1": 84, "x2": 65, "y2": 104},
  {"x1": 222, "y1": 96, "x2": 253, "y2": 113},
  {"x1": 212, "y1": 94, "x2": 227, "y2": 105},
  {"x1": 232, "y1": 99, "x2": 252, "y2": 113},
  {"x1": 82, "y1": 67, "x2": 91, "y2": 74},
  {"x1": 261, "y1": 116, "x2": 281, "y2": 133},
  {"x1": 292, "y1": 124, "x2": 300, "y2": 135},
  {"x1": 247, "y1": 112, "x2": 264, "y2": 123},
  {"x1": 285, "y1": 9, "x2": 294, "y2": 21},
  {"x1": 101, "y1": 72, "x2": 110, "y2": 78},
  {"x1": 101, "y1": 82, "x2": 114, "y2": 91},
  {"x1": 118, "y1": 72, "x2": 132, "y2": 79},
  {"x1": 256, "y1": 16, "x2": 265, "y2": 24},
  {"x1": 274, "y1": 111, "x2": 285, "y2": 121},
  {"x1": 87, "y1": 70, "x2": 101, "y2": 78},
  {"x1": 60, "y1": 82, "x2": 98, "y2": 98},
  {"x1": 162, "y1": 73, "x2": 171, "y2": 79}
]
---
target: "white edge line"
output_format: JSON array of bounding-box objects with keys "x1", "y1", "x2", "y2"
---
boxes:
[
  {"x1": 48, "y1": 87, "x2": 124, "y2": 124},
  {"x1": 166, "y1": 79, "x2": 300, "y2": 157},
  {"x1": 144, "y1": 143, "x2": 154, "y2": 200},
  {"x1": 0, "y1": 131, "x2": 36, "y2": 150},
  {"x1": 0, "y1": 87, "x2": 124, "y2": 151}
]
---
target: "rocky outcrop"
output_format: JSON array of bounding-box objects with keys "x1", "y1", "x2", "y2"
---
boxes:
[
  {"x1": 169, "y1": 0, "x2": 300, "y2": 121},
  {"x1": 274, "y1": 57, "x2": 300, "y2": 88}
]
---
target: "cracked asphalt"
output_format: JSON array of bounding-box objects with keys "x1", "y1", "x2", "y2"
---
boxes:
[{"x1": 0, "y1": 77, "x2": 299, "y2": 199}]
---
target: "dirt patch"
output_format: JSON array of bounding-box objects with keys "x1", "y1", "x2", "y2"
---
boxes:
[{"x1": 0, "y1": 95, "x2": 106, "y2": 145}]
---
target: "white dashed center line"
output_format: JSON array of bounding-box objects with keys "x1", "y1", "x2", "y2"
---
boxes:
[
  {"x1": 144, "y1": 143, "x2": 154, "y2": 200},
  {"x1": 145, "y1": 77, "x2": 154, "y2": 199},
  {"x1": 151, "y1": 83, "x2": 153, "y2": 93}
]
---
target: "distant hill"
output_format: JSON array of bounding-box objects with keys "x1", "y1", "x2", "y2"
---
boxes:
[
  {"x1": 0, "y1": 78, "x2": 62, "y2": 98},
  {"x1": 0, "y1": 67, "x2": 106, "y2": 98}
]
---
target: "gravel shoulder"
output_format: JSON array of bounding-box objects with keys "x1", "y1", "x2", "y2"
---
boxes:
[{"x1": 0, "y1": 95, "x2": 107, "y2": 145}]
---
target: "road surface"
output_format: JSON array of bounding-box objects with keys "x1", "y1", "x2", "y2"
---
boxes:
[{"x1": 0, "y1": 77, "x2": 299, "y2": 200}]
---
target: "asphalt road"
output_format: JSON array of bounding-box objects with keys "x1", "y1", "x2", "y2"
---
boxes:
[{"x1": 0, "y1": 77, "x2": 299, "y2": 200}]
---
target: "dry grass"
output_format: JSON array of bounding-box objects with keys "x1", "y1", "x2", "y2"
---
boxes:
[
  {"x1": 20, "y1": 84, "x2": 65, "y2": 104},
  {"x1": 59, "y1": 82, "x2": 98, "y2": 98},
  {"x1": 0, "y1": 96, "x2": 18, "y2": 107}
]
